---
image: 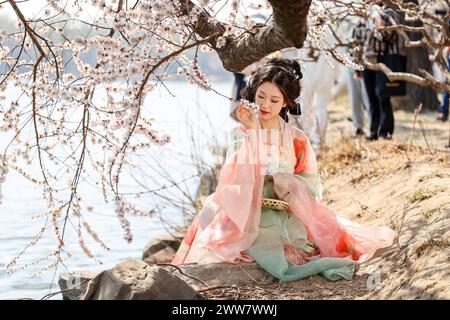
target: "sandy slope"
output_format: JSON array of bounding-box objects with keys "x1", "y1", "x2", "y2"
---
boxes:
[{"x1": 320, "y1": 95, "x2": 449, "y2": 300}]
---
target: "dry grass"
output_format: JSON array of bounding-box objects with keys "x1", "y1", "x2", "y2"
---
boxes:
[
  {"x1": 420, "y1": 207, "x2": 442, "y2": 220},
  {"x1": 319, "y1": 135, "x2": 449, "y2": 187},
  {"x1": 410, "y1": 189, "x2": 438, "y2": 203},
  {"x1": 314, "y1": 95, "x2": 450, "y2": 300},
  {"x1": 414, "y1": 236, "x2": 449, "y2": 258}
]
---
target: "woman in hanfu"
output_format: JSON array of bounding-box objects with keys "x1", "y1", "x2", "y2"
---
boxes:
[{"x1": 172, "y1": 58, "x2": 395, "y2": 282}]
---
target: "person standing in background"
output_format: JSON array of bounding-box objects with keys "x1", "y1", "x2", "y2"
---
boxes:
[
  {"x1": 347, "y1": 19, "x2": 371, "y2": 137},
  {"x1": 437, "y1": 46, "x2": 450, "y2": 122},
  {"x1": 357, "y1": 1, "x2": 402, "y2": 140}
]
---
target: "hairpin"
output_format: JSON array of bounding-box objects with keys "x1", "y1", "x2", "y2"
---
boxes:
[{"x1": 291, "y1": 69, "x2": 300, "y2": 80}]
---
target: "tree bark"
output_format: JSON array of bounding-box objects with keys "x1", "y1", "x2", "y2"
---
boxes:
[
  {"x1": 180, "y1": 0, "x2": 312, "y2": 72},
  {"x1": 392, "y1": 0, "x2": 440, "y2": 111},
  {"x1": 393, "y1": 45, "x2": 440, "y2": 111}
]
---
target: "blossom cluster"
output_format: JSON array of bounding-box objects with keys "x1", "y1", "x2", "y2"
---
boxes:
[{"x1": 239, "y1": 99, "x2": 260, "y2": 114}]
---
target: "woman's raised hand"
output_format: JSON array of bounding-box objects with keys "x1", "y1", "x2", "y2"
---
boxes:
[{"x1": 235, "y1": 101, "x2": 258, "y2": 130}]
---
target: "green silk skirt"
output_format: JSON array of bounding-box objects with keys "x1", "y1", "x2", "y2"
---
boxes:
[{"x1": 245, "y1": 176, "x2": 357, "y2": 282}]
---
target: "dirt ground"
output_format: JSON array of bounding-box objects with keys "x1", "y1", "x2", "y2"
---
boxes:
[{"x1": 202, "y1": 95, "x2": 450, "y2": 300}]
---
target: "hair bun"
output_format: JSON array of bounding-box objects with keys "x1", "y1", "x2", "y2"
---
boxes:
[
  {"x1": 266, "y1": 58, "x2": 303, "y2": 81},
  {"x1": 288, "y1": 102, "x2": 301, "y2": 116}
]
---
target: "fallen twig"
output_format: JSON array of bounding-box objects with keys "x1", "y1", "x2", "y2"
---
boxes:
[
  {"x1": 198, "y1": 284, "x2": 241, "y2": 300},
  {"x1": 156, "y1": 263, "x2": 209, "y2": 287},
  {"x1": 238, "y1": 264, "x2": 274, "y2": 287},
  {"x1": 352, "y1": 198, "x2": 379, "y2": 219},
  {"x1": 409, "y1": 103, "x2": 422, "y2": 148},
  {"x1": 418, "y1": 120, "x2": 434, "y2": 155}
]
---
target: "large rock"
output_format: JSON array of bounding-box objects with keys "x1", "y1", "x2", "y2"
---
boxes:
[
  {"x1": 175, "y1": 262, "x2": 275, "y2": 290},
  {"x1": 58, "y1": 270, "x2": 99, "y2": 300},
  {"x1": 80, "y1": 259, "x2": 202, "y2": 300},
  {"x1": 142, "y1": 234, "x2": 181, "y2": 264}
]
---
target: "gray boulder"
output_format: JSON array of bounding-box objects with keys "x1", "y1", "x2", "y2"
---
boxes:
[
  {"x1": 58, "y1": 270, "x2": 99, "y2": 300},
  {"x1": 142, "y1": 234, "x2": 181, "y2": 264},
  {"x1": 80, "y1": 259, "x2": 202, "y2": 300}
]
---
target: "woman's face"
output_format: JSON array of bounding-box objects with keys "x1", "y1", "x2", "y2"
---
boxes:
[{"x1": 255, "y1": 81, "x2": 286, "y2": 120}]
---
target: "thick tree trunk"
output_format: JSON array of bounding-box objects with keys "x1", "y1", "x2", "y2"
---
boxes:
[
  {"x1": 392, "y1": 0, "x2": 439, "y2": 111},
  {"x1": 180, "y1": 0, "x2": 312, "y2": 72},
  {"x1": 392, "y1": 46, "x2": 440, "y2": 111}
]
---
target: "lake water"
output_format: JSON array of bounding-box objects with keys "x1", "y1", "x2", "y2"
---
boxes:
[{"x1": 0, "y1": 79, "x2": 236, "y2": 299}]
